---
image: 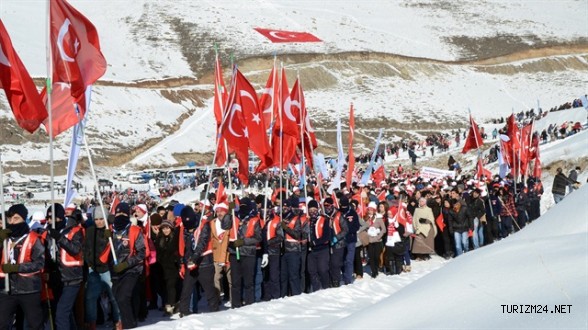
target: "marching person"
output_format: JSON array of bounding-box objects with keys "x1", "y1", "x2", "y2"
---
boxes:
[
  {"x1": 0, "y1": 204, "x2": 45, "y2": 330},
  {"x1": 48, "y1": 203, "x2": 84, "y2": 330},
  {"x1": 325, "y1": 197, "x2": 348, "y2": 287},
  {"x1": 84, "y1": 206, "x2": 121, "y2": 330},
  {"x1": 279, "y1": 197, "x2": 302, "y2": 297},
  {"x1": 306, "y1": 200, "x2": 331, "y2": 291},
  {"x1": 228, "y1": 198, "x2": 261, "y2": 308},
  {"x1": 110, "y1": 202, "x2": 146, "y2": 329},
  {"x1": 178, "y1": 204, "x2": 219, "y2": 316},
  {"x1": 152, "y1": 219, "x2": 180, "y2": 316},
  {"x1": 261, "y1": 202, "x2": 283, "y2": 301},
  {"x1": 210, "y1": 202, "x2": 232, "y2": 303}
]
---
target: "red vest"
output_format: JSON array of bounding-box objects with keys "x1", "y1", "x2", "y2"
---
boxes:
[
  {"x1": 0, "y1": 232, "x2": 41, "y2": 278},
  {"x1": 331, "y1": 212, "x2": 342, "y2": 235},
  {"x1": 229, "y1": 216, "x2": 260, "y2": 241},
  {"x1": 314, "y1": 216, "x2": 326, "y2": 239},
  {"x1": 266, "y1": 216, "x2": 281, "y2": 241},
  {"x1": 60, "y1": 226, "x2": 84, "y2": 267},
  {"x1": 192, "y1": 220, "x2": 213, "y2": 256},
  {"x1": 284, "y1": 217, "x2": 298, "y2": 243}
]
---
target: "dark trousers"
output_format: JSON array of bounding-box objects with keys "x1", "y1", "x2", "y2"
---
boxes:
[
  {"x1": 300, "y1": 246, "x2": 309, "y2": 293},
  {"x1": 262, "y1": 254, "x2": 280, "y2": 301},
  {"x1": 385, "y1": 245, "x2": 405, "y2": 275},
  {"x1": 229, "y1": 255, "x2": 256, "y2": 308},
  {"x1": 56, "y1": 284, "x2": 80, "y2": 330},
  {"x1": 329, "y1": 247, "x2": 345, "y2": 286},
  {"x1": 353, "y1": 246, "x2": 365, "y2": 277},
  {"x1": 0, "y1": 292, "x2": 44, "y2": 330},
  {"x1": 149, "y1": 263, "x2": 165, "y2": 307},
  {"x1": 307, "y1": 248, "x2": 330, "y2": 292},
  {"x1": 179, "y1": 265, "x2": 218, "y2": 315},
  {"x1": 162, "y1": 267, "x2": 180, "y2": 306},
  {"x1": 280, "y1": 252, "x2": 301, "y2": 297},
  {"x1": 113, "y1": 272, "x2": 140, "y2": 329},
  {"x1": 132, "y1": 272, "x2": 147, "y2": 321},
  {"x1": 343, "y1": 242, "x2": 356, "y2": 284},
  {"x1": 440, "y1": 227, "x2": 453, "y2": 256},
  {"x1": 367, "y1": 242, "x2": 383, "y2": 278},
  {"x1": 500, "y1": 216, "x2": 514, "y2": 238}
]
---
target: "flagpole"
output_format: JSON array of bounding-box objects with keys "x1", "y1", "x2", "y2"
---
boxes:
[
  {"x1": 198, "y1": 64, "x2": 237, "y2": 223},
  {"x1": 278, "y1": 63, "x2": 284, "y2": 200},
  {"x1": 82, "y1": 133, "x2": 118, "y2": 264},
  {"x1": 0, "y1": 152, "x2": 10, "y2": 293},
  {"x1": 262, "y1": 55, "x2": 277, "y2": 221},
  {"x1": 296, "y1": 72, "x2": 310, "y2": 210},
  {"x1": 46, "y1": 0, "x2": 57, "y2": 260}
]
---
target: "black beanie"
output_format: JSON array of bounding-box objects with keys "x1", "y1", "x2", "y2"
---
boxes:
[
  {"x1": 8, "y1": 204, "x2": 28, "y2": 221},
  {"x1": 308, "y1": 200, "x2": 319, "y2": 210},
  {"x1": 181, "y1": 206, "x2": 197, "y2": 230},
  {"x1": 46, "y1": 203, "x2": 65, "y2": 220}
]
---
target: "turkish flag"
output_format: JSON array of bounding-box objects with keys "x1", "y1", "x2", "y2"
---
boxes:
[
  {"x1": 216, "y1": 180, "x2": 228, "y2": 205},
  {"x1": 346, "y1": 104, "x2": 355, "y2": 188},
  {"x1": 0, "y1": 20, "x2": 48, "y2": 133},
  {"x1": 461, "y1": 114, "x2": 483, "y2": 153},
  {"x1": 254, "y1": 28, "x2": 322, "y2": 43},
  {"x1": 40, "y1": 82, "x2": 87, "y2": 137},
  {"x1": 372, "y1": 166, "x2": 386, "y2": 186},
  {"x1": 234, "y1": 70, "x2": 272, "y2": 169},
  {"x1": 44, "y1": 0, "x2": 106, "y2": 136},
  {"x1": 270, "y1": 68, "x2": 299, "y2": 169},
  {"x1": 532, "y1": 149, "x2": 542, "y2": 179},
  {"x1": 258, "y1": 66, "x2": 279, "y2": 131},
  {"x1": 506, "y1": 114, "x2": 521, "y2": 151},
  {"x1": 290, "y1": 78, "x2": 317, "y2": 170}
]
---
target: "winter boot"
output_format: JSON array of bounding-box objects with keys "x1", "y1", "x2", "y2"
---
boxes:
[
  {"x1": 163, "y1": 304, "x2": 174, "y2": 316},
  {"x1": 113, "y1": 321, "x2": 123, "y2": 330},
  {"x1": 406, "y1": 265, "x2": 412, "y2": 272}
]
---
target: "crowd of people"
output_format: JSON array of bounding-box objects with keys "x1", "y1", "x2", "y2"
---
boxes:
[{"x1": 2, "y1": 157, "x2": 583, "y2": 329}]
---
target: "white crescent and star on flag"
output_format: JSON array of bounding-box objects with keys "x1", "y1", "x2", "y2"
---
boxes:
[{"x1": 57, "y1": 18, "x2": 79, "y2": 63}]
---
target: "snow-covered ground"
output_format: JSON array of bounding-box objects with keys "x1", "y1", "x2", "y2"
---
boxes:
[{"x1": 132, "y1": 186, "x2": 588, "y2": 329}]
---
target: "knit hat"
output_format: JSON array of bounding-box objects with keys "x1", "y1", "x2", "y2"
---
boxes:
[
  {"x1": 367, "y1": 202, "x2": 377, "y2": 211},
  {"x1": 308, "y1": 200, "x2": 319, "y2": 210},
  {"x1": 46, "y1": 203, "x2": 65, "y2": 221},
  {"x1": 323, "y1": 197, "x2": 334, "y2": 206},
  {"x1": 150, "y1": 213, "x2": 163, "y2": 226},
  {"x1": 181, "y1": 206, "x2": 198, "y2": 229},
  {"x1": 213, "y1": 203, "x2": 228, "y2": 212},
  {"x1": 238, "y1": 198, "x2": 252, "y2": 218},
  {"x1": 93, "y1": 207, "x2": 106, "y2": 220},
  {"x1": 65, "y1": 203, "x2": 76, "y2": 212},
  {"x1": 8, "y1": 204, "x2": 28, "y2": 221},
  {"x1": 115, "y1": 202, "x2": 131, "y2": 216},
  {"x1": 160, "y1": 219, "x2": 174, "y2": 229},
  {"x1": 339, "y1": 196, "x2": 350, "y2": 208},
  {"x1": 173, "y1": 203, "x2": 185, "y2": 217},
  {"x1": 135, "y1": 204, "x2": 148, "y2": 215}
]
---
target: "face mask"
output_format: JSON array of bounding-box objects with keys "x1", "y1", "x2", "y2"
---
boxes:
[
  {"x1": 308, "y1": 210, "x2": 319, "y2": 218},
  {"x1": 7, "y1": 222, "x2": 29, "y2": 238}
]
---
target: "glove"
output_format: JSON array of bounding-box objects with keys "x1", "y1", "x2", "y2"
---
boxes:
[
  {"x1": 187, "y1": 261, "x2": 197, "y2": 271},
  {"x1": 179, "y1": 264, "x2": 186, "y2": 279},
  {"x1": 104, "y1": 229, "x2": 112, "y2": 239},
  {"x1": 281, "y1": 222, "x2": 288, "y2": 230},
  {"x1": 112, "y1": 262, "x2": 128, "y2": 273},
  {"x1": 331, "y1": 236, "x2": 338, "y2": 245},
  {"x1": 0, "y1": 229, "x2": 12, "y2": 243},
  {"x1": 261, "y1": 254, "x2": 269, "y2": 268},
  {"x1": 48, "y1": 228, "x2": 61, "y2": 240},
  {"x1": 233, "y1": 239, "x2": 244, "y2": 248},
  {"x1": 2, "y1": 264, "x2": 19, "y2": 274}
]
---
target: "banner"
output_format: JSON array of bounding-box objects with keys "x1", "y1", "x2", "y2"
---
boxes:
[{"x1": 420, "y1": 166, "x2": 456, "y2": 180}]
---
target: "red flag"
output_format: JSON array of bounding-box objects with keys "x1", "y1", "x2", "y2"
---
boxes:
[
  {"x1": 40, "y1": 82, "x2": 86, "y2": 137},
  {"x1": 372, "y1": 166, "x2": 386, "y2": 186},
  {"x1": 0, "y1": 20, "x2": 48, "y2": 133},
  {"x1": 290, "y1": 78, "x2": 317, "y2": 170},
  {"x1": 346, "y1": 103, "x2": 355, "y2": 189},
  {"x1": 109, "y1": 194, "x2": 120, "y2": 215},
  {"x1": 44, "y1": 0, "x2": 106, "y2": 136},
  {"x1": 519, "y1": 120, "x2": 534, "y2": 176},
  {"x1": 270, "y1": 67, "x2": 299, "y2": 169},
  {"x1": 461, "y1": 114, "x2": 483, "y2": 153},
  {"x1": 254, "y1": 28, "x2": 322, "y2": 43},
  {"x1": 532, "y1": 149, "x2": 542, "y2": 179},
  {"x1": 395, "y1": 202, "x2": 408, "y2": 227},
  {"x1": 216, "y1": 180, "x2": 228, "y2": 205},
  {"x1": 506, "y1": 114, "x2": 521, "y2": 151},
  {"x1": 435, "y1": 212, "x2": 445, "y2": 232},
  {"x1": 213, "y1": 55, "x2": 229, "y2": 166},
  {"x1": 258, "y1": 65, "x2": 278, "y2": 131},
  {"x1": 476, "y1": 157, "x2": 492, "y2": 180}
]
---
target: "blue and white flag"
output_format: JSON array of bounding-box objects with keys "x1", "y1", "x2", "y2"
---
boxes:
[
  {"x1": 328, "y1": 119, "x2": 344, "y2": 193},
  {"x1": 64, "y1": 86, "x2": 92, "y2": 206},
  {"x1": 360, "y1": 129, "x2": 383, "y2": 185}
]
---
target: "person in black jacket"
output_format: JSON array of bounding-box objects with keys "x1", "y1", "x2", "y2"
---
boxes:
[
  {"x1": 0, "y1": 204, "x2": 45, "y2": 330},
  {"x1": 153, "y1": 219, "x2": 180, "y2": 316},
  {"x1": 552, "y1": 167, "x2": 579, "y2": 203},
  {"x1": 48, "y1": 207, "x2": 84, "y2": 330},
  {"x1": 468, "y1": 189, "x2": 486, "y2": 249},
  {"x1": 261, "y1": 204, "x2": 283, "y2": 301},
  {"x1": 340, "y1": 196, "x2": 360, "y2": 285},
  {"x1": 84, "y1": 207, "x2": 121, "y2": 329},
  {"x1": 447, "y1": 199, "x2": 473, "y2": 257},
  {"x1": 110, "y1": 202, "x2": 146, "y2": 329},
  {"x1": 279, "y1": 197, "x2": 302, "y2": 297},
  {"x1": 307, "y1": 200, "x2": 331, "y2": 292}
]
